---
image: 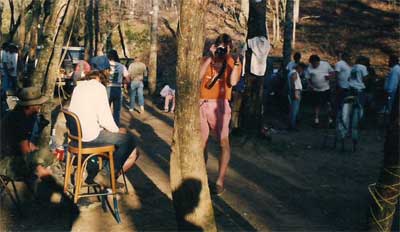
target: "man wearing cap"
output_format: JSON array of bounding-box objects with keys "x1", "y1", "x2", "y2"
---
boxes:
[{"x1": 0, "y1": 87, "x2": 54, "y2": 180}]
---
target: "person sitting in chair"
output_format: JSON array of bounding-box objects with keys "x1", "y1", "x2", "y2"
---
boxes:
[
  {"x1": 0, "y1": 87, "x2": 54, "y2": 180},
  {"x1": 69, "y1": 70, "x2": 139, "y2": 188}
]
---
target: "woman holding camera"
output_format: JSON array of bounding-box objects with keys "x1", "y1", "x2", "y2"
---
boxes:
[{"x1": 199, "y1": 33, "x2": 242, "y2": 195}]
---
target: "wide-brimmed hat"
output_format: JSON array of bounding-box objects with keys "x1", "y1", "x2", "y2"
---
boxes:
[{"x1": 17, "y1": 87, "x2": 48, "y2": 106}]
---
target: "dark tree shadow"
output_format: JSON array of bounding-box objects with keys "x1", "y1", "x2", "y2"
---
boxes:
[
  {"x1": 2, "y1": 176, "x2": 80, "y2": 231},
  {"x1": 171, "y1": 178, "x2": 203, "y2": 231}
]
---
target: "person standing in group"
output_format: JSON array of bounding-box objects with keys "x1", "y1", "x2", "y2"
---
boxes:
[
  {"x1": 1, "y1": 43, "x2": 18, "y2": 94},
  {"x1": 107, "y1": 50, "x2": 129, "y2": 126},
  {"x1": 128, "y1": 56, "x2": 147, "y2": 113},
  {"x1": 335, "y1": 51, "x2": 352, "y2": 111},
  {"x1": 199, "y1": 33, "x2": 242, "y2": 195},
  {"x1": 349, "y1": 56, "x2": 369, "y2": 106},
  {"x1": 286, "y1": 52, "x2": 302, "y2": 71},
  {"x1": 384, "y1": 55, "x2": 399, "y2": 114},
  {"x1": 306, "y1": 54, "x2": 335, "y2": 127},
  {"x1": 287, "y1": 63, "x2": 307, "y2": 131}
]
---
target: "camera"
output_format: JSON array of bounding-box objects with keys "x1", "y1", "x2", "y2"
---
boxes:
[{"x1": 215, "y1": 46, "x2": 227, "y2": 58}]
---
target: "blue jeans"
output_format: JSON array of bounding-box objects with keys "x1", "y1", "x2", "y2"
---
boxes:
[
  {"x1": 130, "y1": 81, "x2": 144, "y2": 109},
  {"x1": 107, "y1": 86, "x2": 122, "y2": 126},
  {"x1": 86, "y1": 130, "x2": 136, "y2": 175},
  {"x1": 289, "y1": 96, "x2": 301, "y2": 129}
]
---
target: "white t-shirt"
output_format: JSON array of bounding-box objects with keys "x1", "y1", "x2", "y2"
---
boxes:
[
  {"x1": 306, "y1": 61, "x2": 334, "y2": 92},
  {"x1": 335, "y1": 60, "x2": 351, "y2": 89},
  {"x1": 286, "y1": 61, "x2": 297, "y2": 71},
  {"x1": 288, "y1": 70, "x2": 302, "y2": 90},
  {"x1": 349, "y1": 64, "x2": 368, "y2": 90},
  {"x1": 69, "y1": 79, "x2": 119, "y2": 141},
  {"x1": 384, "y1": 64, "x2": 400, "y2": 94}
]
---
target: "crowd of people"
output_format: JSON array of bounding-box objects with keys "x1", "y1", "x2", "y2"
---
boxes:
[{"x1": 0, "y1": 32, "x2": 399, "y2": 207}]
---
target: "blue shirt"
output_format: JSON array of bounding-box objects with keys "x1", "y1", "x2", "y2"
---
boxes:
[{"x1": 385, "y1": 64, "x2": 400, "y2": 95}]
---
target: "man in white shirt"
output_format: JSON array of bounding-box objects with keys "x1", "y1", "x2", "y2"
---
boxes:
[
  {"x1": 384, "y1": 55, "x2": 399, "y2": 113},
  {"x1": 335, "y1": 52, "x2": 352, "y2": 110},
  {"x1": 349, "y1": 56, "x2": 369, "y2": 107},
  {"x1": 69, "y1": 70, "x2": 138, "y2": 187},
  {"x1": 306, "y1": 54, "x2": 335, "y2": 126}
]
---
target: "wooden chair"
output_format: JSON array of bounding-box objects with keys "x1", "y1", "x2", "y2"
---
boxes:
[{"x1": 62, "y1": 109, "x2": 122, "y2": 223}]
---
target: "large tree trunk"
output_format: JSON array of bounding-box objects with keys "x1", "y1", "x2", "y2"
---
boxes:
[
  {"x1": 282, "y1": 0, "x2": 294, "y2": 70},
  {"x1": 40, "y1": 0, "x2": 78, "y2": 146},
  {"x1": 239, "y1": 0, "x2": 267, "y2": 132},
  {"x1": 148, "y1": 0, "x2": 159, "y2": 95},
  {"x1": 170, "y1": 0, "x2": 217, "y2": 231},
  {"x1": 31, "y1": 0, "x2": 66, "y2": 88}
]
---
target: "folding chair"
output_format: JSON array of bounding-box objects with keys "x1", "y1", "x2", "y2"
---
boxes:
[{"x1": 0, "y1": 175, "x2": 21, "y2": 213}]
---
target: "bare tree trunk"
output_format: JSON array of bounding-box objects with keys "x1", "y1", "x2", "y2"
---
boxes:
[
  {"x1": 31, "y1": 0, "x2": 66, "y2": 88},
  {"x1": 85, "y1": 0, "x2": 94, "y2": 59},
  {"x1": 170, "y1": 0, "x2": 217, "y2": 231},
  {"x1": 8, "y1": 0, "x2": 15, "y2": 37},
  {"x1": 292, "y1": 0, "x2": 299, "y2": 47},
  {"x1": 94, "y1": 0, "x2": 100, "y2": 55},
  {"x1": 274, "y1": 0, "x2": 280, "y2": 43},
  {"x1": 118, "y1": 23, "x2": 130, "y2": 58},
  {"x1": 282, "y1": 0, "x2": 294, "y2": 70},
  {"x1": 0, "y1": 2, "x2": 4, "y2": 42},
  {"x1": 40, "y1": 0, "x2": 78, "y2": 146},
  {"x1": 239, "y1": 0, "x2": 267, "y2": 132},
  {"x1": 16, "y1": 0, "x2": 27, "y2": 88},
  {"x1": 148, "y1": 0, "x2": 159, "y2": 95},
  {"x1": 97, "y1": 0, "x2": 110, "y2": 54},
  {"x1": 240, "y1": 0, "x2": 249, "y2": 30}
]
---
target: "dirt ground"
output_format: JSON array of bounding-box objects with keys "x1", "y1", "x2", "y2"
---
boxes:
[{"x1": 0, "y1": 97, "x2": 397, "y2": 231}]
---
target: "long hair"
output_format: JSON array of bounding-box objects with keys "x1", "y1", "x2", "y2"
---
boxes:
[{"x1": 80, "y1": 70, "x2": 109, "y2": 86}]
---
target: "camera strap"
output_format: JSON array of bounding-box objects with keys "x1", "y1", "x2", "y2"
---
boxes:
[{"x1": 206, "y1": 59, "x2": 227, "y2": 89}]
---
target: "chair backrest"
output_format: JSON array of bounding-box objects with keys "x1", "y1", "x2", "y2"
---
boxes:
[{"x1": 62, "y1": 109, "x2": 82, "y2": 148}]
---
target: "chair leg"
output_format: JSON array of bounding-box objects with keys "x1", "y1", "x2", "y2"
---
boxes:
[
  {"x1": 0, "y1": 176, "x2": 21, "y2": 213},
  {"x1": 64, "y1": 152, "x2": 72, "y2": 193},
  {"x1": 108, "y1": 152, "x2": 121, "y2": 223},
  {"x1": 74, "y1": 154, "x2": 83, "y2": 204}
]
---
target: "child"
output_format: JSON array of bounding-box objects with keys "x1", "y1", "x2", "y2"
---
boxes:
[{"x1": 160, "y1": 84, "x2": 175, "y2": 113}]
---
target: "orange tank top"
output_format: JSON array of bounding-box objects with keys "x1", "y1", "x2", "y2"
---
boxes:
[{"x1": 200, "y1": 56, "x2": 236, "y2": 100}]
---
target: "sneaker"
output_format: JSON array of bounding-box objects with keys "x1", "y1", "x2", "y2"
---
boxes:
[
  {"x1": 164, "y1": 108, "x2": 169, "y2": 113},
  {"x1": 140, "y1": 106, "x2": 144, "y2": 113},
  {"x1": 129, "y1": 108, "x2": 134, "y2": 112}
]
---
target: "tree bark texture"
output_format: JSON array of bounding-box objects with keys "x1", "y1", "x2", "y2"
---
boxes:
[
  {"x1": 282, "y1": 0, "x2": 294, "y2": 70},
  {"x1": 239, "y1": 0, "x2": 267, "y2": 131},
  {"x1": 41, "y1": 0, "x2": 78, "y2": 146},
  {"x1": 85, "y1": 0, "x2": 94, "y2": 59},
  {"x1": 0, "y1": 2, "x2": 4, "y2": 42},
  {"x1": 170, "y1": 0, "x2": 217, "y2": 231},
  {"x1": 148, "y1": 0, "x2": 159, "y2": 95},
  {"x1": 30, "y1": 0, "x2": 66, "y2": 88}
]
